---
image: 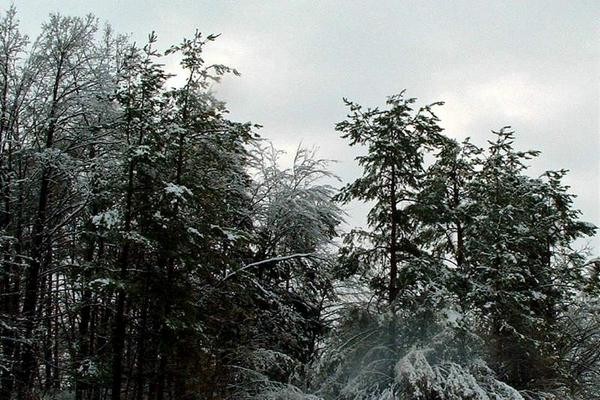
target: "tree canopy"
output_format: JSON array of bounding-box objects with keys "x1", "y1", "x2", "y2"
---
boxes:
[{"x1": 0, "y1": 7, "x2": 597, "y2": 400}]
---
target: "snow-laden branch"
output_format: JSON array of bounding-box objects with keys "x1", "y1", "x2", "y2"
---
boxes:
[{"x1": 221, "y1": 252, "x2": 316, "y2": 283}]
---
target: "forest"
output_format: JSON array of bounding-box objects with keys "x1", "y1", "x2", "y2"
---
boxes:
[{"x1": 0, "y1": 7, "x2": 599, "y2": 400}]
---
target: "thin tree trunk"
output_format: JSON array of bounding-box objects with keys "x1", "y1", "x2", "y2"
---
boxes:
[
  {"x1": 110, "y1": 205, "x2": 132, "y2": 400},
  {"x1": 388, "y1": 164, "x2": 399, "y2": 303},
  {"x1": 134, "y1": 284, "x2": 149, "y2": 400},
  {"x1": 76, "y1": 143, "x2": 99, "y2": 400},
  {"x1": 44, "y1": 271, "x2": 54, "y2": 390},
  {"x1": 17, "y1": 55, "x2": 63, "y2": 400}
]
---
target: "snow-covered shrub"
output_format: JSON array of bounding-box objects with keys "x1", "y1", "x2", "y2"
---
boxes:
[
  {"x1": 252, "y1": 303, "x2": 574, "y2": 400},
  {"x1": 395, "y1": 348, "x2": 525, "y2": 400}
]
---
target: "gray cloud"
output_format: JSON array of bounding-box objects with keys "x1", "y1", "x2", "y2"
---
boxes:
[{"x1": 13, "y1": 0, "x2": 599, "y2": 253}]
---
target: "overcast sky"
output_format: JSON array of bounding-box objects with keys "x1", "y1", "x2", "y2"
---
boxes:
[{"x1": 13, "y1": 0, "x2": 600, "y2": 255}]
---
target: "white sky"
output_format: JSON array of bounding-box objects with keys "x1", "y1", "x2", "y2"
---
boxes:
[{"x1": 11, "y1": 0, "x2": 600, "y2": 255}]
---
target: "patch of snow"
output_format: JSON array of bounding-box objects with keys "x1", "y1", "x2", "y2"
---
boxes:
[
  {"x1": 92, "y1": 209, "x2": 121, "y2": 229},
  {"x1": 164, "y1": 183, "x2": 192, "y2": 203}
]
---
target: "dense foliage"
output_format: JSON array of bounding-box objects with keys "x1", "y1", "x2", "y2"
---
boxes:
[{"x1": 0, "y1": 8, "x2": 597, "y2": 400}]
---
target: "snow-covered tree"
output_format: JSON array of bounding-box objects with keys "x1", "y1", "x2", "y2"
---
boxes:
[
  {"x1": 335, "y1": 92, "x2": 444, "y2": 303},
  {"x1": 1, "y1": 8, "x2": 597, "y2": 400}
]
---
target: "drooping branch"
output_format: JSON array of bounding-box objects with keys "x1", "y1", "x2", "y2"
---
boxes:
[{"x1": 220, "y1": 252, "x2": 317, "y2": 283}]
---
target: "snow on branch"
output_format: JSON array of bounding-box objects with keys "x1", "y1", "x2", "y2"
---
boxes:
[{"x1": 220, "y1": 252, "x2": 318, "y2": 283}]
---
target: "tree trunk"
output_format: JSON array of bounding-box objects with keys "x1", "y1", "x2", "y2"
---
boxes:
[
  {"x1": 111, "y1": 149, "x2": 135, "y2": 400},
  {"x1": 388, "y1": 164, "x2": 399, "y2": 303},
  {"x1": 17, "y1": 54, "x2": 63, "y2": 400}
]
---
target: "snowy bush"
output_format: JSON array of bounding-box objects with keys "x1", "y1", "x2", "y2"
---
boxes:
[{"x1": 247, "y1": 304, "x2": 578, "y2": 400}]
